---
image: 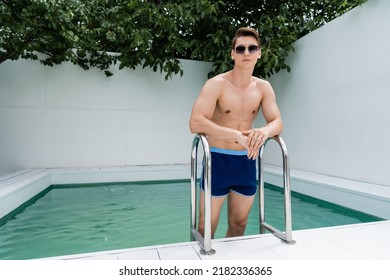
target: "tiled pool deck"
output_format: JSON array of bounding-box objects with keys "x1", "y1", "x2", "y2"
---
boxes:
[
  {"x1": 46, "y1": 220, "x2": 390, "y2": 260},
  {"x1": 1, "y1": 166, "x2": 389, "y2": 260}
]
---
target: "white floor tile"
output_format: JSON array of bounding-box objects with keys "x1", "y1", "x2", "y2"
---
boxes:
[
  {"x1": 157, "y1": 245, "x2": 200, "y2": 260},
  {"x1": 293, "y1": 231, "x2": 362, "y2": 259},
  {"x1": 314, "y1": 226, "x2": 390, "y2": 259},
  {"x1": 260, "y1": 235, "x2": 324, "y2": 260},
  {"x1": 224, "y1": 238, "x2": 283, "y2": 260},
  {"x1": 195, "y1": 242, "x2": 240, "y2": 260},
  {"x1": 117, "y1": 249, "x2": 160, "y2": 260}
]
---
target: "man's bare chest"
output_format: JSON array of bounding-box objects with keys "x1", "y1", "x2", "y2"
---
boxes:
[{"x1": 216, "y1": 91, "x2": 261, "y2": 118}]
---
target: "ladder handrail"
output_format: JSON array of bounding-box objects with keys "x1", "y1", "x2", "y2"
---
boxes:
[
  {"x1": 190, "y1": 133, "x2": 215, "y2": 255},
  {"x1": 190, "y1": 134, "x2": 295, "y2": 255},
  {"x1": 258, "y1": 136, "x2": 295, "y2": 244}
]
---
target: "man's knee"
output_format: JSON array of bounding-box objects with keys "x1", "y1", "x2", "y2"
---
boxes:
[
  {"x1": 229, "y1": 219, "x2": 247, "y2": 228},
  {"x1": 228, "y1": 219, "x2": 248, "y2": 235}
]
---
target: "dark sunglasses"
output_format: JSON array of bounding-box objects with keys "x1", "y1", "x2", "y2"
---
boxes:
[{"x1": 235, "y1": 45, "x2": 259, "y2": 55}]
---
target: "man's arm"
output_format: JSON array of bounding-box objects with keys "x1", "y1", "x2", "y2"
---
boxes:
[
  {"x1": 244, "y1": 81, "x2": 283, "y2": 156},
  {"x1": 189, "y1": 79, "x2": 247, "y2": 144}
]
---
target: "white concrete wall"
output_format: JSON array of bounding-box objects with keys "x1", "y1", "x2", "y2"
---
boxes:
[
  {"x1": 264, "y1": 0, "x2": 390, "y2": 187},
  {"x1": 0, "y1": 59, "x2": 211, "y2": 171}
]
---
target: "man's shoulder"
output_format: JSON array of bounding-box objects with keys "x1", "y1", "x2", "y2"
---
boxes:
[
  {"x1": 253, "y1": 77, "x2": 273, "y2": 92},
  {"x1": 252, "y1": 76, "x2": 270, "y2": 86},
  {"x1": 203, "y1": 73, "x2": 229, "y2": 92},
  {"x1": 207, "y1": 73, "x2": 229, "y2": 85}
]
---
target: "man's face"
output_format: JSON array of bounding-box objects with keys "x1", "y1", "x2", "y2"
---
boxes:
[{"x1": 231, "y1": 36, "x2": 261, "y2": 68}]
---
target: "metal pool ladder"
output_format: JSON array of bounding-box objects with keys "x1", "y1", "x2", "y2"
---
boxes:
[
  {"x1": 190, "y1": 133, "x2": 215, "y2": 255},
  {"x1": 258, "y1": 136, "x2": 296, "y2": 245},
  {"x1": 190, "y1": 134, "x2": 295, "y2": 255}
]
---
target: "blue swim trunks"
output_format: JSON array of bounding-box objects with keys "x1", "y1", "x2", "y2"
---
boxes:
[{"x1": 200, "y1": 147, "x2": 257, "y2": 197}]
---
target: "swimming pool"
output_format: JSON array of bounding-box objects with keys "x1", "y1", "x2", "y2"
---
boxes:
[{"x1": 0, "y1": 180, "x2": 383, "y2": 260}]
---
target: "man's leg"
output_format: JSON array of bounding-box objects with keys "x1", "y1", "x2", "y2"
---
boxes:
[
  {"x1": 226, "y1": 191, "x2": 255, "y2": 237},
  {"x1": 198, "y1": 191, "x2": 226, "y2": 238}
]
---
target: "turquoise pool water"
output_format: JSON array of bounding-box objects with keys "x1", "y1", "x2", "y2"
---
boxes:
[{"x1": 0, "y1": 180, "x2": 383, "y2": 259}]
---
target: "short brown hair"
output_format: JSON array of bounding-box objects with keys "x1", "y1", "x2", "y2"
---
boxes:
[{"x1": 231, "y1": 27, "x2": 261, "y2": 50}]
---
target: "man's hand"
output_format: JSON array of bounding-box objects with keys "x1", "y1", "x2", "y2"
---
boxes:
[
  {"x1": 242, "y1": 128, "x2": 269, "y2": 160},
  {"x1": 234, "y1": 131, "x2": 258, "y2": 160},
  {"x1": 234, "y1": 132, "x2": 255, "y2": 160}
]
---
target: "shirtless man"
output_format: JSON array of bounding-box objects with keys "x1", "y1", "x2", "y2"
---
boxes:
[{"x1": 189, "y1": 27, "x2": 283, "y2": 238}]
